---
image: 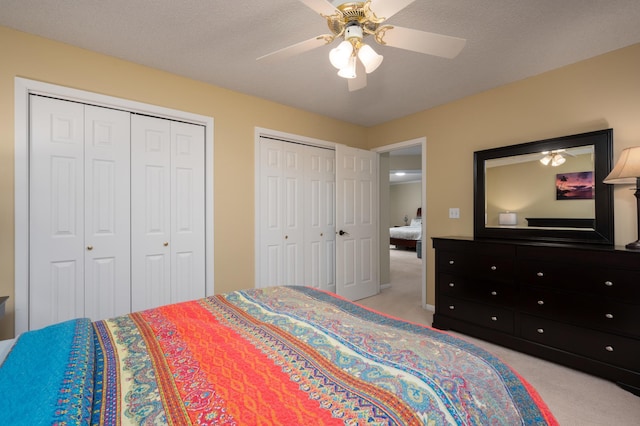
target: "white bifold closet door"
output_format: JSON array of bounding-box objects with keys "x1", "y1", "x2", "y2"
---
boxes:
[
  {"x1": 259, "y1": 138, "x2": 336, "y2": 292},
  {"x1": 29, "y1": 96, "x2": 206, "y2": 330},
  {"x1": 304, "y1": 146, "x2": 336, "y2": 292},
  {"x1": 131, "y1": 115, "x2": 205, "y2": 311},
  {"x1": 30, "y1": 96, "x2": 131, "y2": 330}
]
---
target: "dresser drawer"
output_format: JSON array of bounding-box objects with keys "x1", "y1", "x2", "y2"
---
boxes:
[
  {"x1": 520, "y1": 287, "x2": 640, "y2": 337},
  {"x1": 517, "y1": 253, "x2": 640, "y2": 300},
  {"x1": 439, "y1": 273, "x2": 515, "y2": 304},
  {"x1": 439, "y1": 296, "x2": 514, "y2": 333},
  {"x1": 438, "y1": 251, "x2": 514, "y2": 283},
  {"x1": 520, "y1": 314, "x2": 640, "y2": 372}
]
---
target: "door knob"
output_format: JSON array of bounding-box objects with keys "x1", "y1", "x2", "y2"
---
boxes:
[
  {"x1": 163, "y1": 242, "x2": 169, "y2": 246},
  {"x1": 87, "y1": 245, "x2": 93, "y2": 251},
  {"x1": 338, "y1": 230, "x2": 349, "y2": 236}
]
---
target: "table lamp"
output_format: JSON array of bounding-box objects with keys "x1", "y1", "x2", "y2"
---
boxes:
[{"x1": 604, "y1": 146, "x2": 640, "y2": 250}]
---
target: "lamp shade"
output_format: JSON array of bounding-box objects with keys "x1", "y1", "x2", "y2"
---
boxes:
[
  {"x1": 329, "y1": 40, "x2": 353, "y2": 70},
  {"x1": 540, "y1": 155, "x2": 552, "y2": 166},
  {"x1": 357, "y1": 44, "x2": 383, "y2": 73},
  {"x1": 498, "y1": 212, "x2": 517, "y2": 226},
  {"x1": 604, "y1": 146, "x2": 640, "y2": 184},
  {"x1": 337, "y1": 55, "x2": 357, "y2": 79},
  {"x1": 551, "y1": 153, "x2": 565, "y2": 167}
]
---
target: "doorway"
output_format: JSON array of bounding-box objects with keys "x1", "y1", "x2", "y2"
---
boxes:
[{"x1": 373, "y1": 137, "x2": 426, "y2": 309}]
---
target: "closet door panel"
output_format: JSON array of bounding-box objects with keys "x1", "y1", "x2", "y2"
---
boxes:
[
  {"x1": 305, "y1": 147, "x2": 336, "y2": 291},
  {"x1": 84, "y1": 105, "x2": 131, "y2": 321},
  {"x1": 283, "y1": 144, "x2": 304, "y2": 286},
  {"x1": 170, "y1": 122, "x2": 206, "y2": 303},
  {"x1": 131, "y1": 115, "x2": 171, "y2": 311},
  {"x1": 29, "y1": 96, "x2": 85, "y2": 330},
  {"x1": 259, "y1": 140, "x2": 284, "y2": 287}
]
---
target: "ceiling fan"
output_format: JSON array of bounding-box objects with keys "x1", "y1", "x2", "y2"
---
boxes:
[
  {"x1": 540, "y1": 149, "x2": 576, "y2": 166},
  {"x1": 257, "y1": 0, "x2": 466, "y2": 91}
]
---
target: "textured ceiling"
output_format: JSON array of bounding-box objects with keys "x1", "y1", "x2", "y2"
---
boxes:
[{"x1": 1, "y1": 0, "x2": 640, "y2": 127}]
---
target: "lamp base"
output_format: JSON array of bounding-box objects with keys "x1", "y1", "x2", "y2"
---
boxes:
[{"x1": 625, "y1": 240, "x2": 640, "y2": 251}]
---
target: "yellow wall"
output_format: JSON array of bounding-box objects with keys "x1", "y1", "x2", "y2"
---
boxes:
[
  {"x1": 0, "y1": 26, "x2": 366, "y2": 339},
  {"x1": 368, "y1": 43, "x2": 640, "y2": 305},
  {"x1": 390, "y1": 183, "x2": 422, "y2": 226},
  {"x1": 2, "y1": 25, "x2": 639, "y2": 338}
]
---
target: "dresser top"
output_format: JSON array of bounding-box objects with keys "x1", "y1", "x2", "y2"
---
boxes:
[{"x1": 432, "y1": 236, "x2": 640, "y2": 254}]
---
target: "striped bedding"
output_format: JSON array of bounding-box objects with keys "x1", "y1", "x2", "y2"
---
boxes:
[{"x1": 0, "y1": 286, "x2": 557, "y2": 425}]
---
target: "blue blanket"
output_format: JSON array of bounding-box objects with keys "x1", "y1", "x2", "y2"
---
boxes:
[{"x1": 0, "y1": 318, "x2": 94, "y2": 425}]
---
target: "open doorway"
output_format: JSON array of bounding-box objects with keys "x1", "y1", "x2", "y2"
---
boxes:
[{"x1": 373, "y1": 138, "x2": 427, "y2": 310}]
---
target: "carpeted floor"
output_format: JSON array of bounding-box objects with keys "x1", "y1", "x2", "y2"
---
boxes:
[{"x1": 357, "y1": 247, "x2": 640, "y2": 425}]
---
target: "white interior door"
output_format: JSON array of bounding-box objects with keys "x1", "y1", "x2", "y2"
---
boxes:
[
  {"x1": 305, "y1": 146, "x2": 336, "y2": 292},
  {"x1": 29, "y1": 96, "x2": 86, "y2": 329},
  {"x1": 131, "y1": 115, "x2": 172, "y2": 311},
  {"x1": 258, "y1": 139, "x2": 305, "y2": 287},
  {"x1": 335, "y1": 144, "x2": 379, "y2": 300},
  {"x1": 282, "y1": 143, "x2": 305, "y2": 285},
  {"x1": 170, "y1": 122, "x2": 206, "y2": 303},
  {"x1": 259, "y1": 139, "x2": 284, "y2": 287},
  {"x1": 16, "y1": 79, "x2": 215, "y2": 335},
  {"x1": 131, "y1": 115, "x2": 206, "y2": 311},
  {"x1": 29, "y1": 97, "x2": 131, "y2": 329},
  {"x1": 84, "y1": 105, "x2": 131, "y2": 321}
]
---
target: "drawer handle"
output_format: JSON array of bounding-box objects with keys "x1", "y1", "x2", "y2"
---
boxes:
[
  {"x1": 490, "y1": 265, "x2": 497, "y2": 271},
  {"x1": 604, "y1": 281, "x2": 613, "y2": 287},
  {"x1": 449, "y1": 305, "x2": 455, "y2": 310},
  {"x1": 449, "y1": 260, "x2": 455, "y2": 265},
  {"x1": 537, "y1": 300, "x2": 545, "y2": 305},
  {"x1": 605, "y1": 313, "x2": 614, "y2": 319},
  {"x1": 605, "y1": 346, "x2": 614, "y2": 352},
  {"x1": 536, "y1": 272, "x2": 544, "y2": 277},
  {"x1": 449, "y1": 282, "x2": 455, "y2": 287},
  {"x1": 491, "y1": 316, "x2": 498, "y2": 321},
  {"x1": 537, "y1": 328, "x2": 544, "y2": 334},
  {"x1": 491, "y1": 291, "x2": 497, "y2": 296}
]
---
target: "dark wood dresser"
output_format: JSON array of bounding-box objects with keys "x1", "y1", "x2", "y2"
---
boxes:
[{"x1": 432, "y1": 236, "x2": 640, "y2": 395}]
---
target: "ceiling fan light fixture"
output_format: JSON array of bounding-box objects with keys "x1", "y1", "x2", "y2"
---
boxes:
[
  {"x1": 551, "y1": 153, "x2": 566, "y2": 167},
  {"x1": 329, "y1": 40, "x2": 353, "y2": 69},
  {"x1": 540, "y1": 155, "x2": 552, "y2": 166},
  {"x1": 344, "y1": 24, "x2": 363, "y2": 41},
  {"x1": 358, "y1": 43, "x2": 383, "y2": 73},
  {"x1": 540, "y1": 150, "x2": 567, "y2": 166},
  {"x1": 337, "y1": 54, "x2": 357, "y2": 79}
]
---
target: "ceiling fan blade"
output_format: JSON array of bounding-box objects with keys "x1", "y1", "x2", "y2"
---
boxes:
[
  {"x1": 347, "y1": 61, "x2": 367, "y2": 92},
  {"x1": 369, "y1": 0, "x2": 416, "y2": 21},
  {"x1": 257, "y1": 35, "x2": 332, "y2": 63},
  {"x1": 379, "y1": 26, "x2": 466, "y2": 59},
  {"x1": 298, "y1": 0, "x2": 339, "y2": 16}
]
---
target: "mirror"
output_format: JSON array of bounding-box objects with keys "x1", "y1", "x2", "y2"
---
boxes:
[{"x1": 474, "y1": 129, "x2": 614, "y2": 245}]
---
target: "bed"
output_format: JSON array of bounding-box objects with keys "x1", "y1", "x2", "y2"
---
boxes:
[
  {"x1": 390, "y1": 208, "x2": 422, "y2": 249},
  {"x1": 0, "y1": 286, "x2": 557, "y2": 425}
]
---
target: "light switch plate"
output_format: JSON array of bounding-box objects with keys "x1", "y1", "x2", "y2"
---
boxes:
[{"x1": 449, "y1": 208, "x2": 460, "y2": 219}]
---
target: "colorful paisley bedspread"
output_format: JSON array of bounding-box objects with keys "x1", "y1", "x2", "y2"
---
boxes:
[{"x1": 89, "y1": 286, "x2": 557, "y2": 425}]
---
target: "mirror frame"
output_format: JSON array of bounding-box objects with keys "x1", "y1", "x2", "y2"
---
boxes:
[{"x1": 474, "y1": 129, "x2": 614, "y2": 245}]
